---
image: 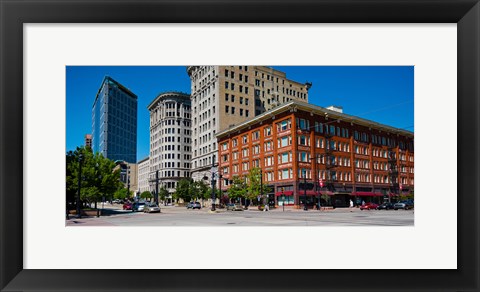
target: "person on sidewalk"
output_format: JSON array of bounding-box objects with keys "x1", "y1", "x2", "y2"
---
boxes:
[
  {"x1": 264, "y1": 204, "x2": 269, "y2": 211},
  {"x1": 349, "y1": 199, "x2": 354, "y2": 208}
]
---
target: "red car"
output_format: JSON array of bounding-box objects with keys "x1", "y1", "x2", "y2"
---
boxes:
[
  {"x1": 122, "y1": 202, "x2": 133, "y2": 210},
  {"x1": 360, "y1": 202, "x2": 379, "y2": 210}
]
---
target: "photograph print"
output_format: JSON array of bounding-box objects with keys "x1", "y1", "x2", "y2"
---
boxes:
[{"x1": 66, "y1": 65, "x2": 414, "y2": 227}]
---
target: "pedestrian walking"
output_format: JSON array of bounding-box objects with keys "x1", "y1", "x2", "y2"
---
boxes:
[
  {"x1": 264, "y1": 204, "x2": 269, "y2": 211},
  {"x1": 349, "y1": 199, "x2": 354, "y2": 208},
  {"x1": 362, "y1": 200, "x2": 365, "y2": 206}
]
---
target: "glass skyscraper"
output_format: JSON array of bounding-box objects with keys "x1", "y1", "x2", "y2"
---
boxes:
[{"x1": 92, "y1": 76, "x2": 137, "y2": 163}]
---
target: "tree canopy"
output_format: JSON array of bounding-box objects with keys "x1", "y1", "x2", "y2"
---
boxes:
[{"x1": 66, "y1": 146, "x2": 122, "y2": 207}]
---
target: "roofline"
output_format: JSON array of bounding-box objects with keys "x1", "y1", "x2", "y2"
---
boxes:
[
  {"x1": 147, "y1": 91, "x2": 190, "y2": 110},
  {"x1": 137, "y1": 156, "x2": 149, "y2": 164},
  {"x1": 92, "y1": 76, "x2": 137, "y2": 109},
  {"x1": 217, "y1": 100, "x2": 414, "y2": 139}
]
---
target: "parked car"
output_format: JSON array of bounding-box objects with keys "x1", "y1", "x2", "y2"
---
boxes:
[
  {"x1": 144, "y1": 203, "x2": 160, "y2": 213},
  {"x1": 377, "y1": 202, "x2": 395, "y2": 210},
  {"x1": 360, "y1": 202, "x2": 379, "y2": 210},
  {"x1": 186, "y1": 202, "x2": 201, "y2": 209},
  {"x1": 226, "y1": 203, "x2": 244, "y2": 211},
  {"x1": 122, "y1": 202, "x2": 133, "y2": 210},
  {"x1": 394, "y1": 201, "x2": 414, "y2": 210},
  {"x1": 132, "y1": 202, "x2": 146, "y2": 212}
]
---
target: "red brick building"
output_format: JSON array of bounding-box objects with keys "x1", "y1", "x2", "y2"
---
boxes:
[{"x1": 216, "y1": 101, "x2": 414, "y2": 208}]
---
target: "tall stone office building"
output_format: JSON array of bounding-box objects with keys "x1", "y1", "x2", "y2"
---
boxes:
[
  {"x1": 187, "y1": 66, "x2": 312, "y2": 182},
  {"x1": 92, "y1": 76, "x2": 137, "y2": 163},
  {"x1": 147, "y1": 92, "x2": 192, "y2": 202}
]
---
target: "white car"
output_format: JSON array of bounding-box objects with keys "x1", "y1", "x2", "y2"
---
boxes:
[{"x1": 132, "y1": 202, "x2": 145, "y2": 212}]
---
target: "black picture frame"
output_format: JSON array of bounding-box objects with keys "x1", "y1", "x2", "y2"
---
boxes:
[{"x1": 1, "y1": 1, "x2": 479, "y2": 291}]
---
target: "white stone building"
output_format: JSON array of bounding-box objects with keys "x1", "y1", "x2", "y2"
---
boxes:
[
  {"x1": 186, "y1": 66, "x2": 311, "y2": 183},
  {"x1": 147, "y1": 92, "x2": 192, "y2": 202},
  {"x1": 137, "y1": 156, "x2": 150, "y2": 195}
]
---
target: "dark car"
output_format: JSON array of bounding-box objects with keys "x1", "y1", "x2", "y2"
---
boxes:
[
  {"x1": 377, "y1": 202, "x2": 395, "y2": 210},
  {"x1": 360, "y1": 202, "x2": 379, "y2": 210},
  {"x1": 394, "y1": 201, "x2": 414, "y2": 210},
  {"x1": 186, "y1": 202, "x2": 201, "y2": 209},
  {"x1": 122, "y1": 202, "x2": 132, "y2": 210}
]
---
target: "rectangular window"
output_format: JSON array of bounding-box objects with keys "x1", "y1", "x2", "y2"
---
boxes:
[
  {"x1": 278, "y1": 151, "x2": 292, "y2": 164},
  {"x1": 225, "y1": 105, "x2": 229, "y2": 113},
  {"x1": 264, "y1": 141, "x2": 274, "y2": 152},
  {"x1": 252, "y1": 131, "x2": 260, "y2": 140},
  {"x1": 222, "y1": 142, "x2": 228, "y2": 151},
  {"x1": 277, "y1": 119, "x2": 291, "y2": 131},
  {"x1": 278, "y1": 136, "x2": 291, "y2": 148},
  {"x1": 264, "y1": 126, "x2": 272, "y2": 136},
  {"x1": 245, "y1": 110, "x2": 249, "y2": 117},
  {"x1": 297, "y1": 118, "x2": 309, "y2": 130},
  {"x1": 264, "y1": 156, "x2": 274, "y2": 166},
  {"x1": 231, "y1": 107, "x2": 235, "y2": 114}
]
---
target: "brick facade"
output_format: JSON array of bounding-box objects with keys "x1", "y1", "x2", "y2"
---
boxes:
[{"x1": 217, "y1": 101, "x2": 414, "y2": 208}]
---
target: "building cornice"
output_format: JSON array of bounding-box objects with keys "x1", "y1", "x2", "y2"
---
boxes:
[
  {"x1": 216, "y1": 100, "x2": 414, "y2": 139},
  {"x1": 147, "y1": 91, "x2": 191, "y2": 110}
]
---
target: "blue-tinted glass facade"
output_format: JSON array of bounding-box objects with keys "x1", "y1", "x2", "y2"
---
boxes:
[{"x1": 92, "y1": 76, "x2": 137, "y2": 163}]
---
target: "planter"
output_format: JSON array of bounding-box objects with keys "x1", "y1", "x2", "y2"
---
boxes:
[{"x1": 69, "y1": 209, "x2": 103, "y2": 216}]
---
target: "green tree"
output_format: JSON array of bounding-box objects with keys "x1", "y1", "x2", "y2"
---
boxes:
[
  {"x1": 227, "y1": 175, "x2": 247, "y2": 203},
  {"x1": 140, "y1": 190, "x2": 153, "y2": 201},
  {"x1": 194, "y1": 180, "x2": 209, "y2": 206},
  {"x1": 66, "y1": 146, "x2": 121, "y2": 210},
  {"x1": 158, "y1": 186, "x2": 169, "y2": 204},
  {"x1": 175, "y1": 178, "x2": 194, "y2": 203},
  {"x1": 115, "y1": 188, "x2": 132, "y2": 201},
  {"x1": 246, "y1": 167, "x2": 273, "y2": 205}
]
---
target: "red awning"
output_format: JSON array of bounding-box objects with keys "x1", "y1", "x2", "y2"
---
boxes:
[
  {"x1": 352, "y1": 192, "x2": 384, "y2": 196},
  {"x1": 275, "y1": 191, "x2": 294, "y2": 196}
]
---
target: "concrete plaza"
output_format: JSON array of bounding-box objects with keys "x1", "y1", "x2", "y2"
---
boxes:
[{"x1": 66, "y1": 204, "x2": 414, "y2": 227}]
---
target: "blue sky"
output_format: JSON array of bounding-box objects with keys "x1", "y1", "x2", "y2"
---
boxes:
[{"x1": 66, "y1": 66, "x2": 414, "y2": 161}]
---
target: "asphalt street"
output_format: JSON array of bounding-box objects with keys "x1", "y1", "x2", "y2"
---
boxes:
[{"x1": 66, "y1": 204, "x2": 414, "y2": 226}]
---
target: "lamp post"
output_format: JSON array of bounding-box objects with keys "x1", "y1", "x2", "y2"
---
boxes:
[
  {"x1": 319, "y1": 179, "x2": 324, "y2": 211},
  {"x1": 281, "y1": 187, "x2": 285, "y2": 212},
  {"x1": 76, "y1": 153, "x2": 84, "y2": 219},
  {"x1": 303, "y1": 169, "x2": 308, "y2": 211}
]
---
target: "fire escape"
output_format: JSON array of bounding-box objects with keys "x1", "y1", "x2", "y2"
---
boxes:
[
  {"x1": 323, "y1": 130, "x2": 337, "y2": 192},
  {"x1": 388, "y1": 145, "x2": 399, "y2": 198}
]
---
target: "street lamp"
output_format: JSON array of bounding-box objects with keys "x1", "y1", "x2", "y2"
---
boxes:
[
  {"x1": 203, "y1": 154, "x2": 222, "y2": 212},
  {"x1": 303, "y1": 169, "x2": 308, "y2": 211},
  {"x1": 76, "y1": 153, "x2": 84, "y2": 218},
  {"x1": 319, "y1": 179, "x2": 324, "y2": 211},
  {"x1": 281, "y1": 187, "x2": 285, "y2": 212}
]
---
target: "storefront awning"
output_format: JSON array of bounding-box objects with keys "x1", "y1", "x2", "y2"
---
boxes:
[
  {"x1": 352, "y1": 192, "x2": 384, "y2": 196},
  {"x1": 275, "y1": 191, "x2": 294, "y2": 196}
]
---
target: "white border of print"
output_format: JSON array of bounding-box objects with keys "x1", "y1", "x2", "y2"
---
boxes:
[{"x1": 24, "y1": 24, "x2": 456, "y2": 269}]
